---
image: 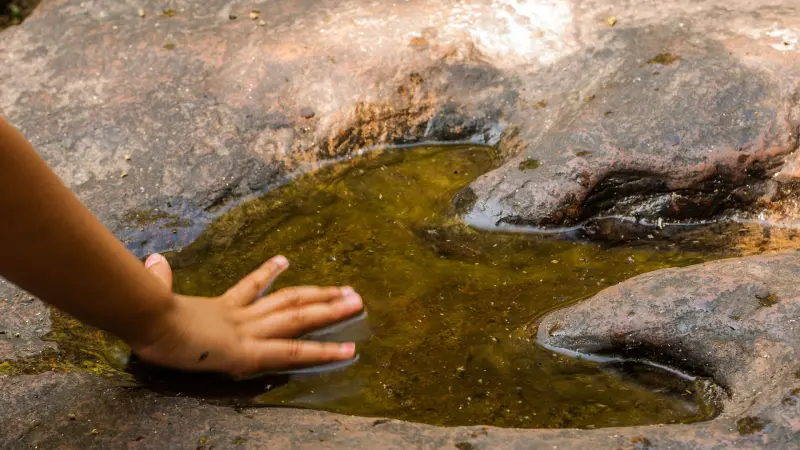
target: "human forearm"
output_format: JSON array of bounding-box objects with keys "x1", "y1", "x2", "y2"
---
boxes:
[
  {"x1": 0, "y1": 117, "x2": 175, "y2": 347},
  {"x1": 0, "y1": 116, "x2": 363, "y2": 376}
]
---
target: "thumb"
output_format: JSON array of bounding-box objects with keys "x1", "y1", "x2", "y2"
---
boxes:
[{"x1": 144, "y1": 253, "x2": 173, "y2": 288}]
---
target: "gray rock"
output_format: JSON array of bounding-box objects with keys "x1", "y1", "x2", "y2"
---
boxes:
[
  {"x1": 2, "y1": 0, "x2": 800, "y2": 448},
  {"x1": 537, "y1": 252, "x2": 800, "y2": 444}
]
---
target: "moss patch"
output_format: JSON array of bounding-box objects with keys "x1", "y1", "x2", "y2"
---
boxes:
[
  {"x1": 648, "y1": 53, "x2": 680, "y2": 65},
  {"x1": 518, "y1": 159, "x2": 541, "y2": 171},
  {"x1": 0, "y1": 0, "x2": 40, "y2": 30}
]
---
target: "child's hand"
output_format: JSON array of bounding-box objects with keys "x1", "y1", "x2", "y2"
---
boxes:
[
  {"x1": 0, "y1": 117, "x2": 361, "y2": 377},
  {"x1": 131, "y1": 254, "x2": 362, "y2": 377}
]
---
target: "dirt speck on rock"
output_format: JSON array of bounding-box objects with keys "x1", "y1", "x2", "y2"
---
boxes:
[{"x1": 299, "y1": 107, "x2": 315, "y2": 119}]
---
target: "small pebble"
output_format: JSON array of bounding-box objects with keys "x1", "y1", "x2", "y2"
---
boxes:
[
  {"x1": 229, "y1": 14, "x2": 237, "y2": 20},
  {"x1": 607, "y1": 16, "x2": 617, "y2": 27},
  {"x1": 299, "y1": 107, "x2": 315, "y2": 119},
  {"x1": 250, "y1": 10, "x2": 260, "y2": 20},
  {"x1": 258, "y1": 20, "x2": 266, "y2": 27},
  {"x1": 138, "y1": 8, "x2": 145, "y2": 18},
  {"x1": 68, "y1": 413, "x2": 77, "y2": 421},
  {"x1": 120, "y1": 171, "x2": 128, "y2": 178}
]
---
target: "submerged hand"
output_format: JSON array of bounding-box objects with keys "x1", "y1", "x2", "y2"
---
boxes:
[{"x1": 131, "y1": 254, "x2": 362, "y2": 377}]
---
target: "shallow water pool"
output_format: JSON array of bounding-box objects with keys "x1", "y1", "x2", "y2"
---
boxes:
[{"x1": 162, "y1": 145, "x2": 717, "y2": 428}]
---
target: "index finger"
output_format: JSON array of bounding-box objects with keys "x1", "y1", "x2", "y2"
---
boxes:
[{"x1": 224, "y1": 256, "x2": 289, "y2": 306}]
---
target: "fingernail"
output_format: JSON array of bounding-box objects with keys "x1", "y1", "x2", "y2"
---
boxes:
[
  {"x1": 341, "y1": 286, "x2": 355, "y2": 296},
  {"x1": 272, "y1": 255, "x2": 289, "y2": 268},
  {"x1": 145, "y1": 254, "x2": 164, "y2": 269},
  {"x1": 341, "y1": 294, "x2": 363, "y2": 309},
  {"x1": 341, "y1": 342, "x2": 356, "y2": 356}
]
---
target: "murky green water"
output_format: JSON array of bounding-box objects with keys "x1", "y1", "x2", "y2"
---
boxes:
[{"x1": 161, "y1": 145, "x2": 715, "y2": 428}]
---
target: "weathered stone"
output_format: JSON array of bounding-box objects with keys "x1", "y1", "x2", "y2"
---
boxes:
[
  {"x1": 537, "y1": 252, "x2": 800, "y2": 445},
  {"x1": 0, "y1": 278, "x2": 52, "y2": 362},
  {"x1": 3, "y1": 0, "x2": 798, "y2": 242},
  {"x1": 465, "y1": 14, "x2": 800, "y2": 230},
  {"x1": 2, "y1": 370, "x2": 798, "y2": 449},
  {"x1": 2, "y1": 0, "x2": 800, "y2": 448}
]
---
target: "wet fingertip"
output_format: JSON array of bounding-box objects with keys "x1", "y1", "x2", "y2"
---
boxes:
[
  {"x1": 341, "y1": 293, "x2": 363, "y2": 308},
  {"x1": 144, "y1": 253, "x2": 164, "y2": 269},
  {"x1": 341, "y1": 342, "x2": 356, "y2": 357},
  {"x1": 340, "y1": 286, "x2": 356, "y2": 296},
  {"x1": 272, "y1": 255, "x2": 289, "y2": 268}
]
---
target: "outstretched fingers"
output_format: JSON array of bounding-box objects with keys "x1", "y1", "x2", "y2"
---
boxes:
[
  {"x1": 244, "y1": 285, "x2": 353, "y2": 318},
  {"x1": 240, "y1": 339, "x2": 356, "y2": 374},
  {"x1": 243, "y1": 293, "x2": 363, "y2": 338},
  {"x1": 224, "y1": 256, "x2": 289, "y2": 306}
]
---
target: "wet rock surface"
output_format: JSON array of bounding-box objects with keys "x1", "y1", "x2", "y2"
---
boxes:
[
  {"x1": 2, "y1": 370, "x2": 797, "y2": 449},
  {"x1": 537, "y1": 252, "x2": 800, "y2": 446},
  {"x1": 1, "y1": 0, "x2": 800, "y2": 447}
]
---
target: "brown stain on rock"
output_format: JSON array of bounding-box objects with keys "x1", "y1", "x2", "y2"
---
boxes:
[
  {"x1": 648, "y1": 53, "x2": 681, "y2": 65},
  {"x1": 519, "y1": 159, "x2": 541, "y2": 171},
  {"x1": 756, "y1": 292, "x2": 779, "y2": 307},
  {"x1": 321, "y1": 101, "x2": 435, "y2": 159},
  {"x1": 409, "y1": 37, "x2": 429, "y2": 51}
]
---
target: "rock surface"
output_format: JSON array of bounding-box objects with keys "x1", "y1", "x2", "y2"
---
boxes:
[
  {"x1": 537, "y1": 252, "x2": 800, "y2": 446},
  {"x1": 1, "y1": 0, "x2": 798, "y2": 247},
  {"x1": 466, "y1": 14, "x2": 800, "y2": 229},
  {"x1": 2, "y1": 0, "x2": 800, "y2": 448},
  {"x1": 2, "y1": 369, "x2": 798, "y2": 449}
]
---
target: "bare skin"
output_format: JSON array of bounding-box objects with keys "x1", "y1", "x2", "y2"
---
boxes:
[{"x1": 0, "y1": 116, "x2": 363, "y2": 376}]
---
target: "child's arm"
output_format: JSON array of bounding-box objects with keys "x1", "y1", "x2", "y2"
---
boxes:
[{"x1": 0, "y1": 116, "x2": 362, "y2": 375}]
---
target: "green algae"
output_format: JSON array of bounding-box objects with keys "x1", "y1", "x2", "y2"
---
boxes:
[
  {"x1": 736, "y1": 416, "x2": 766, "y2": 435},
  {"x1": 1, "y1": 144, "x2": 720, "y2": 429},
  {"x1": 756, "y1": 293, "x2": 779, "y2": 307},
  {"x1": 648, "y1": 53, "x2": 680, "y2": 65},
  {"x1": 121, "y1": 209, "x2": 191, "y2": 229},
  {"x1": 164, "y1": 145, "x2": 714, "y2": 428},
  {"x1": 0, "y1": 308, "x2": 129, "y2": 378},
  {"x1": 518, "y1": 159, "x2": 541, "y2": 171}
]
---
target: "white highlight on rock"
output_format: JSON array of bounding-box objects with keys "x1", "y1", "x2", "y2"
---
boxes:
[
  {"x1": 447, "y1": 0, "x2": 575, "y2": 67},
  {"x1": 765, "y1": 25, "x2": 799, "y2": 51}
]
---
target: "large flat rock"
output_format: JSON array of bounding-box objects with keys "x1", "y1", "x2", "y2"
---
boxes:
[
  {"x1": 465, "y1": 11, "x2": 800, "y2": 229},
  {"x1": 2, "y1": 0, "x2": 800, "y2": 448},
  {"x1": 2, "y1": 1, "x2": 799, "y2": 244},
  {"x1": 2, "y1": 370, "x2": 796, "y2": 449},
  {"x1": 537, "y1": 252, "x2": 800, "y2": 447}
]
